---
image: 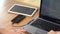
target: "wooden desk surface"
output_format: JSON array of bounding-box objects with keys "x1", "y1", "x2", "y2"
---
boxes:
[
  {"x1": 0, "y1": 0, "x2": 40, "y2": 29},
  {"x1": 16, "y1": 0, "x2": 40, "y2": 8}
]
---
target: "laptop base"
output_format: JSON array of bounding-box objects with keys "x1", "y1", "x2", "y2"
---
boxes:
[{"x1": 23, "y1": 17, "x2": 60, "y2": 34}]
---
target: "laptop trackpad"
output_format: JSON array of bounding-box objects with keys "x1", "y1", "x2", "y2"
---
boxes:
[{"x1": 23, "y1": 25, "x2": 48, "y2": 34}]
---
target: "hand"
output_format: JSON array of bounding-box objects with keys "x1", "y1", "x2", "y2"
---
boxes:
[
  {"x1": 0, "y1": 28, "x2": 29, "y2": 34},
  {"x1": 47, "y1": 30, "x2": 60, "y2": 34}
]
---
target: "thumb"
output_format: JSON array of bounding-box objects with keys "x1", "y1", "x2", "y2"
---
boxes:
[{"x1": 47, "y1": 30, "x2": 56, "y2": 34}]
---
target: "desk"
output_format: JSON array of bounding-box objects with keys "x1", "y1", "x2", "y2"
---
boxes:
[
  {"x1": 16, "y1": 0, "x2": 40, "y2": 8},
  {"x1": 0, "y1": 0, "x2": 40, "y2": 29}
]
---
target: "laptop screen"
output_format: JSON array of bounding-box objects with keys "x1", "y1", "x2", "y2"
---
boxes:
[{"x1": 40, "y1": 0, "x2": 60, "y2": 24}]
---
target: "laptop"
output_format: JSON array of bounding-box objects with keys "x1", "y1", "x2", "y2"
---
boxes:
[
  {"x1": 23, "y1": 0, "x2": 60, "y2": 34},
  {"x1": 8, "y1": 4, "x2": 37, "y2": 16}
]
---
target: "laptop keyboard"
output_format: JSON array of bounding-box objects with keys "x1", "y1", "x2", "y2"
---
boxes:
[{"x1": 31, "y1": 19, "x2": 60, "y2": 31}]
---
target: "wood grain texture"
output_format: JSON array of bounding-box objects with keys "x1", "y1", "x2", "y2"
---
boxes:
[{"x1": 0, "y1": 0, "x2": 40, "y2": 29}]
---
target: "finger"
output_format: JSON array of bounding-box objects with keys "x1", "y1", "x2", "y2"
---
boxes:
[
  {"x1": 18, "y1": 29, "x2": 30, "y2": 34},
  {"x1": 20, "y1": 29, "x2": 27, "y2": 32},
  {"x1": 56, "y1": 32, "x2": 60, "y2": 34},
  {"x1": 15, "y1": 29, "x2": 27, "y2": 32},
  {"x1": 47, "y1": 30, "x2": 56, "y2": 34},
  {"x1": 0, "y1": 28, "x2": 5, "y2": 33}
]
